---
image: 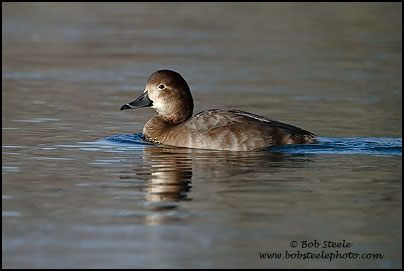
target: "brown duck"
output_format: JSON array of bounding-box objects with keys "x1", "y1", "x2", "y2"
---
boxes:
[{"x1": 121, "y1": 70, "x2": 318, "y2": 151}]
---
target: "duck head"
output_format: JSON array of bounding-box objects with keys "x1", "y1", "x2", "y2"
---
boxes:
[{"x1": 121, "y1": 70, "x2": 194, "y2": 124}]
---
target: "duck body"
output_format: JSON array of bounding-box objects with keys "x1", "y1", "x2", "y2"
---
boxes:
[
  {"x1": 143, "y1": 109, "x2": 317, "y2": 151},
  {"x1": 121, "y1": 70, "x2": 318, "y2": 151}
]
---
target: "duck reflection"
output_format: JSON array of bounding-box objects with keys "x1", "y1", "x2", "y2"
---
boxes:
[
  {"x1": 142, "y1": 146, "x2": 193, "y2": 212},
  {"x1": 141, "y1": 146, "x2": 299, "y2": 208}
]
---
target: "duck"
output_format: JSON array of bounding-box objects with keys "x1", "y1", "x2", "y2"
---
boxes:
[{"x1": 120, "y1": 70, "x2": 318, "y2": 151}]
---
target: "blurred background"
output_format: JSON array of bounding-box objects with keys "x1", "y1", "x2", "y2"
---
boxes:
[
  {"x1": 2, "y1": 2, "x2": 402, "y2": 268},
  {"x1": 3, "y1": 3, "x2": 402, "y2": 139}
]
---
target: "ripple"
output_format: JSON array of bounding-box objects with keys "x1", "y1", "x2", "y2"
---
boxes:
[
  {"x1": 269, "y1": 137, "x2": 402, "y2": 156},
  {"x1": 102, "y1": 133, "x2": 154, "y2": 146},
  {"x1": 2, "y1": 166, "x2": 20, "y2": 172},
  {"x1": 2, "y1": 211, "x2": 22, "y2": 217},
  {"x1": 11, "y1": 118, "x2": 61, "y2": 123}
]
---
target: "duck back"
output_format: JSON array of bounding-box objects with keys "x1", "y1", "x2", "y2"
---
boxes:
[{"x1": 143, "y1": 109, "x2": 318, "y2": 151}]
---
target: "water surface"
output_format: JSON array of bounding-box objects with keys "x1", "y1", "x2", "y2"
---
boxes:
[{"x1": 2, "y1": 3, "x2": 402, "y2": 268}]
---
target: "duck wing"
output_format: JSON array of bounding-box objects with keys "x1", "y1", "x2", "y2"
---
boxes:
[{"x1": 188, "y1": 109, "x2": 316, "y2": 137}]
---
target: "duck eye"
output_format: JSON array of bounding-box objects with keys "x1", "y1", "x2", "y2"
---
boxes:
[{"x1": 158, "y1": 84, "x2": 165, "y2": 90}]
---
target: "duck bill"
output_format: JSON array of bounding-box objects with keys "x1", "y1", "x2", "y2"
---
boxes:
[{"x1": 120, "y1": 91, "x2": 153, "y2": 111}]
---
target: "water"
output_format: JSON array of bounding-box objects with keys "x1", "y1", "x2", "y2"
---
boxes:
[{"x1": 2, "y1": 2, "x2": 402, "y2": 269}]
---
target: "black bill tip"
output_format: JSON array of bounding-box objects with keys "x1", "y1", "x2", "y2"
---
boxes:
[
  {"x1": 120, "y1": 104, "x2": 132, "y2": 111},
  {"x1": 120, "y1": 91, "x2": 153, "y2": 112}
]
